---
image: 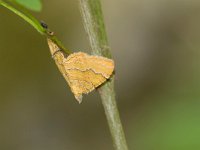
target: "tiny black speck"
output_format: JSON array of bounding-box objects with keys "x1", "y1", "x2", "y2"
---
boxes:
[{"x1": 40, "y1": 21, "x2": 48, "y2": 29}]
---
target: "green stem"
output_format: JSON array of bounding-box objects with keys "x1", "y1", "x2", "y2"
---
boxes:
[
  {"x1": 79, "y1": 0, "x2": 129, "y2": 150},
  {"x1": 1, "y1": 0, "x2": 44, "y2": 34},
  {"x1": 0, "y1": 0, "x2": 71, "y2": 54}
]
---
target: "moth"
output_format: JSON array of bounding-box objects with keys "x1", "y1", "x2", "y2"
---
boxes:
[{"x1": 47, "y1": 39, "x2": 114, "y2": 103}]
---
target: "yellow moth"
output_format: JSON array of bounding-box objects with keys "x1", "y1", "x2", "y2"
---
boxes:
[{"x1": 47, "y1": 39, "x2": 114, "y2": 103}]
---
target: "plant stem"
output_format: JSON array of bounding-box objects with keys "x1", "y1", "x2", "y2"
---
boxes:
[
  {"x1": 79, "y1": 0, "x2": 129, "y2": 150},
  {"x1": 1, "y1": 0, "x2": 44, "y2": 34},
  {"x1": 0, "y1": 0, "x2": 71, "y2": 54}
]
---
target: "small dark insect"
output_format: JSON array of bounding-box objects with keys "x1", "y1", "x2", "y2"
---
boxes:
[{"x1": 40, "y1": 21, "x2": 48, "y2": 29}]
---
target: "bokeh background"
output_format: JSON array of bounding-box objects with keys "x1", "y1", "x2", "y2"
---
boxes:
[{"x1": 1, "y1": 0, "x2": 200, "y2": 150}]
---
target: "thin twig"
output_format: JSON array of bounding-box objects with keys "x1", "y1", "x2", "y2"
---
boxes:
[
  {"x1": 78, "y1": 0, "x2": 129, "y2": 150},
  {"x1": 0, "y1": 0, "x2": 71, "y2": 54}
]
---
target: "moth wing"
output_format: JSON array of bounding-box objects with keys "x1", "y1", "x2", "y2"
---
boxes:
[
  {"x1": 65, "y1": 69, "x2": 106, "y2": 103},
  {"x1": 63, "y1": 52, "x2": 114, "y2": 102},
  {"x1": 64, "y1": 52, "x2": 114, "y2": 78}
]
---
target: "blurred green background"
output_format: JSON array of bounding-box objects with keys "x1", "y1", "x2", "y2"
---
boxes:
[{"x1": 1, "y1": 0, "x2": 200, "y2": 150}]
